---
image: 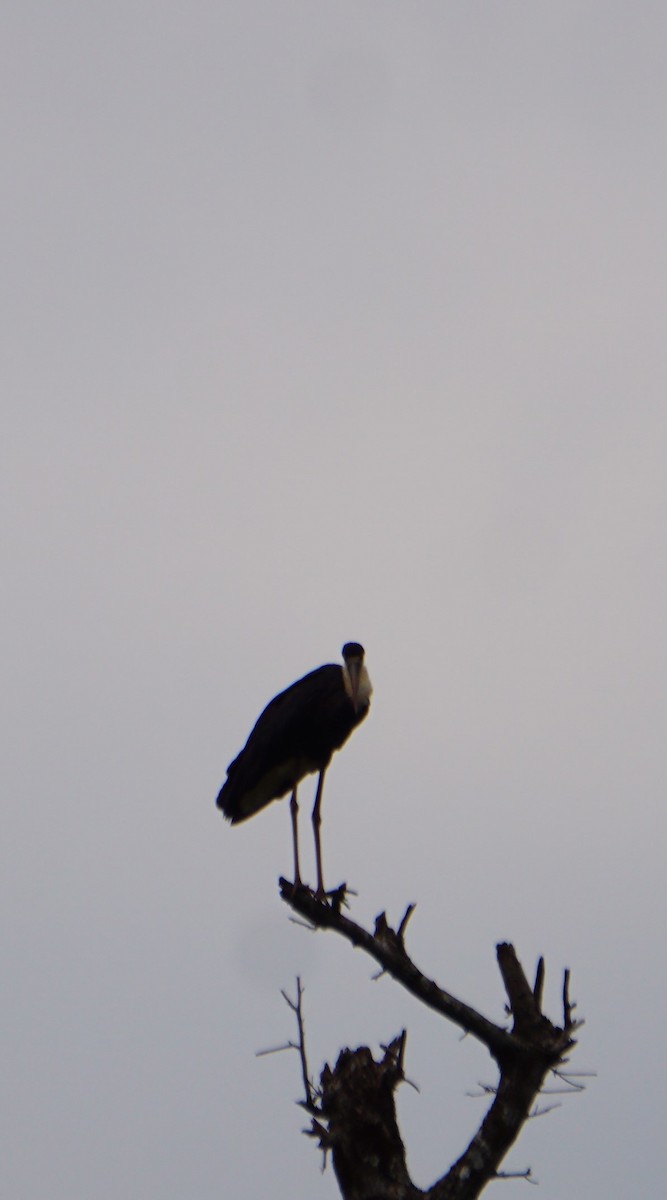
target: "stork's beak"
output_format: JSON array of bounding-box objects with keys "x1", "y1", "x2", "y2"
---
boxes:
[{"x1": 347, "y1": 657, "x2": 362, "y2": 713}]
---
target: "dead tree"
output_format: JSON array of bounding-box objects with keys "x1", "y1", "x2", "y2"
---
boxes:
[{"x1": 272, "y1": 879, "x2": 582, "y2": 1200}]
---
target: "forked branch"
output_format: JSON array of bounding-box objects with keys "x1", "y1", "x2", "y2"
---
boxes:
[{"x1": 277, "y1": 880, "x2": 582, "y2": 1200}]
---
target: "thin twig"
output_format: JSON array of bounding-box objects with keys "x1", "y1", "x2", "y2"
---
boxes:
[
  {"x1": 563, "y1": 967, "x2": 573, "y2": 1028},
  {"x1": 529, "y1": 1101, "x2": 562, "y2": 1118},
  {"x1": 397, "y1": 903, "x2": 416, "y2": 940},
  {"x1": 281, "y1": 977, "x2": 320, "y2": 1113},
  {"x1": 256, "y1": 1041, "x2": 295, "y2": 1057},
  {"x1": 533, "y1": 957, "x2": 545, "y2": 1007},
  {"x1": 495, "y1": 1167, "x2": 538, "y2": 1185}
]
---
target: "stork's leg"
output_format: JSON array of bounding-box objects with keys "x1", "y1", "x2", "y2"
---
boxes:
[
  {"x1": 311, "y1": 769, "x2": 327, "y2": 898},
  {"x1": 290, "y1": 787, "x2": 302, "y2": 885}
]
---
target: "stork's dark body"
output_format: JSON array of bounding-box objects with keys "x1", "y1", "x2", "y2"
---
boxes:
[
  {"x1": 216, "y1": 643, "x2": 371, "y2": 895},
  {"x1": 217, "y1": 662, "x2": 368, "y2": 824}
]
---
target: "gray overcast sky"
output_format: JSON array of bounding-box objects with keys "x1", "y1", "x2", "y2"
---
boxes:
[{"x1": 2, "y1": 3, "x2": 666, "y2": 1197}]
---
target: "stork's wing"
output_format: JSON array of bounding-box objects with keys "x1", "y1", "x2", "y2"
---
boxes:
[{"x1": 217, "y1": 665, "x2": 341, "y2": 820}]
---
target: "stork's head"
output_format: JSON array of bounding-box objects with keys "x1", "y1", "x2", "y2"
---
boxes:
[{"x1": 342, "y1": 642, "x2": 372, "y2": 714}]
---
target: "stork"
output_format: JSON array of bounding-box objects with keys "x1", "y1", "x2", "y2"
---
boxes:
[{"x1": 216, "y1": 643, "x2": 371, "y2": 897}]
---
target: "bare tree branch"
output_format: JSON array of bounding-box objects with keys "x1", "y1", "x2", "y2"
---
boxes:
[
  {"x1": 532, "y1": 957, "x2": 545, "y2": 1008},
  {"x1": 279, "y1": 881, "x2": 534, "y2": 1064},
  {"x1": 280, "y1": 977, "x2": 320, "y2": 1114},
  {"x1": 274, "y1": 880, "x2": 582, "y2": 1200}
]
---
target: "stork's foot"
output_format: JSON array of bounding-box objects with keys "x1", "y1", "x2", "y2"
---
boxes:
[
  {"x1": 315, "y1": 881, "x2": 350, "y2": 911},
  {"x1": 279, "y1": 877, "x2": 350, "y2": 911}
]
